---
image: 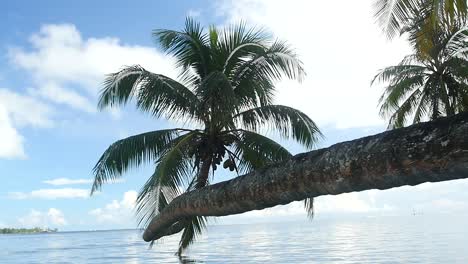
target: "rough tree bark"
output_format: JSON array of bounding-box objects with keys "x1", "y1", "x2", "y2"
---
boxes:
[{"x1": 143, "y1": 112, "x2": 468, "y2": 242}]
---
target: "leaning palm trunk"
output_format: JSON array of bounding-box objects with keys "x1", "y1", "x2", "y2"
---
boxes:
[{"x1": 143, "y1": 112, "x2": 468, "y2": 242}]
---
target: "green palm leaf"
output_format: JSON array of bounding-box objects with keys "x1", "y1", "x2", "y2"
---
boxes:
[
  {"x1": 372, "y1": 64, "x2": 427, "y2": 85},
  {"x1": 388, "y1": 88, "x2": 423, "y2": 128},
  {"x1": 91, "y1": 129, "x2": 186, "y2": 194},
  {"x1": 98, "y1": 65, "x2": 200, "y2": 121},
  {"x1": 232, "y1": 130, "x2": 292, "y2": 173},
  {"x1": 234, "y1": 105, "x2": 322, "y2": 149},
  {"x1": 219, "y1": 22, "x2": 269, "y2": 75},
  {"x1": 445, "y1": 27, "x2": 468, "y2": 58},
  {"x1": 153, "y1": 17, "x2": 211, "y2": 79},
  {"x1": 304, "y1": 197, "x2": 315, "y2": 220},
  {"x1": 232, "y1": 130, "x2": 315, "y2": 218},
  {"x1": 232, "y1": 41, "x2": 306, "y2": 108},
  {"x1": 195, "y1": 71, "x2": 238, "y2": 125},
  {"x1": 373, "y1": 0, "x2": 467, "y2": 39},
  {"x1": 177, "y1": 216, "x2": 207, "y2": 256},
  {"x1": 378, "y1": 74, "x2": 427, "y2": 117},
  {"x1": 135, "y1": 132, "x2": 198, "y2": 227}
]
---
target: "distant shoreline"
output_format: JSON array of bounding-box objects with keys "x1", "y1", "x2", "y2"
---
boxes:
[{"x1": 0, "y1": 227, "x2": 58, "y2": 234}]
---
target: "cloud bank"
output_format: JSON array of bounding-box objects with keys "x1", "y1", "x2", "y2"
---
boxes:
[
  {"x1": 217, "y1": 0, "x2": 411, "y2": 129},
  {"x1": 2, "y1": 23, "x2": 179, "y2": 159},
  {"x1": 89, "y1": 190, "x2": 137, "y2": 225},
  {"x1": 18, "y1": 208, "x2": 67, "y2": 227},
  {"x1": 9, "y1": 188, "x2": 89, "y2": 200}
]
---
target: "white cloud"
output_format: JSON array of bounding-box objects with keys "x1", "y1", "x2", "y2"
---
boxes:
[
  {"x1": 315, "y1": 193, "x2": 373, "y2": 213},
  {"x1": 0, "y1": 105, "x2": 25, "y2": 159},
  {"x1": 9, "y1": 188, "x2": 89, "y2": 200},
  {"x1": 0, "y1": 89, "x2": 54, "y2": 159},
  {"x1": 217, "y1": 0, "x2": 412, "y2": 128},
  {"x1": 28, "y1": 82, "x2": 95, "y2": 113},
  {"x1": 18, "y1": 208, "x2": 67, "y2": 227},
  {"x1": 18, "y1": 210, "x2": 43, "y2": 227},
  {"x1": 3, "y1": 23, "x2": 179, "y2": 158},
  {"x1": 9, "y1": 24, "x2": 178, "y2": 113},
  {"x1": 187, "y1": 9, "x2": 202, "y2": 17},
  {"x1": 43, "y1": 178, "x2": 93, "y2": 186},
  {"x1": 89, "y1": 190, "x2": 137, "y2": 224},
  {"x1": 42, "y1": 177, "x2": 124, "y2": 186},
  {"x1": 47, "y1": 208, "x2": 67, "y2": 225},
  {"x1": 221, "y1": 191, "x2": 393, "y2": 224},
  {"x1": 0, "y1": 88, "x2": 54, "y2": 128}
]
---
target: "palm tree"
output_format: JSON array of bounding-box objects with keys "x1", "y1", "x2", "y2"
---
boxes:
[
  {"x1": 143, "y1": 111, "x2": 468, "y2": 242},
  {"x1": 374, "y1": 0, "x2": 467, "y2": 39},
  {"x1": 90, "y1": 18, "x2": 322, "y2": 255},
  {"x1": 372, "y1": 12, "x2": 468, "y2": 128}
]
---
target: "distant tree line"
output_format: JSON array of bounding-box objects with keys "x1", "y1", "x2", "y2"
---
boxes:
[{"x1": 0, "y1": 227, "x2": 58, "y2": 234}]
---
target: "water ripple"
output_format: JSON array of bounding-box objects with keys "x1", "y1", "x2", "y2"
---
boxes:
[{"x1": 1, "y1": 216, "x2": 467, "y2": 263}]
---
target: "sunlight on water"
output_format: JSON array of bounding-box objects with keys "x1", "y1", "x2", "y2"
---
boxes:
[{"x1": 1, "y1": 215, "x2": 467, "y2": 263}]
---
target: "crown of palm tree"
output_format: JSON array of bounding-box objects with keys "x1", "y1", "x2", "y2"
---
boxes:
[
  {"x1": 91, "y1": 18, "x2": 322, "y2": 255},
  {"x1": 373, "y1": 12, "x2": 468, "y2": 128},
  {"x1": 374, "y1": 0, "x2": 467, "y2": 39}
]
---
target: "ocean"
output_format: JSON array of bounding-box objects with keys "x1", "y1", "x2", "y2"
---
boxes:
[{"x1": 1, "y1": 215, "x2": 467, "y2": 263}]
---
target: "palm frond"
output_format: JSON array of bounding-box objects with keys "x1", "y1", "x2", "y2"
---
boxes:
[
  {"x1": 234, "y1": 105, "x2": 322, "y2": 149},
  {"x1": 373, "y1": 0, "x2": 467, "y2": 39},
  {"x1": 219, "y1": 22, "x2": 270, "y2": 75},
  {"x1": 304, "y1": 198, "x2": 314, "y2": 220},
  {"x1": 232, "y1": 130, "x2": 292, "y2": 173},
  {"x1": 177, "y1": 216, "x2": 207, "y2": 256},
  {"x1": 232, "y1": 41, "x2": 305, "y2": 108},
  {"x1": 153, "y1": 17, "x2": 211, "y2": 79},
  {"x1": 135, "y1": 132, "x2": 198, "y2": 227},
  {"x1": 445, "y1": 27, "x2": 468, "y2": 58},
  {"x1": 136, "y1": 176, "x2": 178, "y2": 228},
  {"x1": 195, "y1": 71, "x2": 238, "y2": 123},
  {"x1": 388, "y1": 88, "x2": 423, "y2": 128},
  {"x1": 373, "y1": 0, "x2": 420, "y2": 39},
  {"x1": 91, "y1": 129, "x2": 186, "y2": 194},
  {"x1": 372, "y1": 64, "x2": 427, "y2": 86},
  {"x1": 98, "y1": 65, "x2": 200, "y2": 121},
  {"x1": 412, "y1": 91, "x2": 430, "y2": 123},
  {"x1": 378, "y1": 74, "x2": 426, "y2": 117}
]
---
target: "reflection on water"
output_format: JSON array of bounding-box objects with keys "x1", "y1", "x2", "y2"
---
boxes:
[{"x1": 1, "y1": 215, "x2": 467, "y2": 263}]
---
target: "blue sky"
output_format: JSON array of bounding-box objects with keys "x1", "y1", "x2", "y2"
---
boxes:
[{"x1": 1, "y1": 0, "x2": 467, "y2": 231}]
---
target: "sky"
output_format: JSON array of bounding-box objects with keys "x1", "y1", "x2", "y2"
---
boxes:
[{"x1": 1, "y1": 0, "x2": 467, "y2": 231}]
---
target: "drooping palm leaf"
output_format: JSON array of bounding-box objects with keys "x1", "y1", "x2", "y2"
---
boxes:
[
  {"x1": 177, "y1": 216, "x2": 207, "y2": 256},
  {"x1": 304, "y1": 198, "x2": 315, "y2": 220},
  {"x1": 388, "y1": 88, "x2": 423, "y2": 128},
  {"x1": 371, "y1": 64, "x2": 428, "y2": 85},
  {"x1": 232, "y1": 130, "x2": 292, "y2": 173},
  {"x1": 135, "y1": 132, "x2": 198, "y2": 227},
  {"x1": 91, "y1": 129, "x2": 186, "y2": 193},
  {"x1": 234, "y1": 105, "x2": 322, "y2": 149},
  {"x1": 378, "y1": 74, "x2": 427, "y2": 117},
  {"x1": 445, "y1": 27, "x2": 468, "y2": 57},
  {"x1": 98, "y1": 65, "x2": 200, "y2": 121},
  {"x1": 232, "y1": 130, "x2": 316, "y2": 219}
]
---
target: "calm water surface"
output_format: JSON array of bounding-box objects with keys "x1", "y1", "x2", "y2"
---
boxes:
[{"x1": 1, "y1": 215, "x2": 467, "y2": 263}]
